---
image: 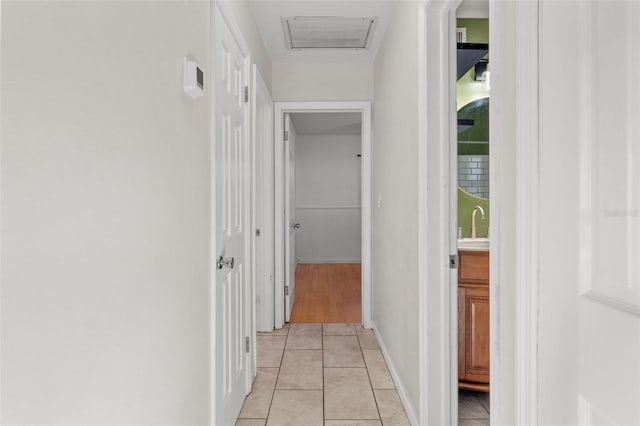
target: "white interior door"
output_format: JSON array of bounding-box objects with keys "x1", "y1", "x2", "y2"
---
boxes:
[
  {"x1": 537, "y1": 2, "x2": 640, "y2": 424},
  {"x1": 284, "y1": 114, "x2": 297, "y2": 322},
  {"x1": 214, "y1": 8, "x2": 249, "y2": 425}
]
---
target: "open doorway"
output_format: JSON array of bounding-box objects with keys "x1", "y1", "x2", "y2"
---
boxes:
[
  {"x1": 287, "y1": 112, "x2": 363, "y2": 323},
  {"x1": 422, "y1": 0, "x2": 527, "y2": 422},
  {"x1": 454, "y1": 2, "x2": 490, "y2": 425},
  {"x1": 274, "y1": 102, "x2": 372, "y2": 329}
]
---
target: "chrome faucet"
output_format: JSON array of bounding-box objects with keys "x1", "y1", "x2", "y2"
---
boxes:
[{"x1": 471, "y1": 205, "x2": 486, "y2": 239}]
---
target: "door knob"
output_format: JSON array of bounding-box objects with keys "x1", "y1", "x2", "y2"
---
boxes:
[
  {"x1": 293, "y1": 223, "x2": 301, "y2": 229},
  {"x1": 217, "y1": 256, "x2": 235, "y2": 270}
]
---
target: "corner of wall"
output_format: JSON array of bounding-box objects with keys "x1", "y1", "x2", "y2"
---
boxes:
[
  {"x1": 371, "y1": 0, "x2": 421, "y2": 420},
  {"x1": 370, "y1": 321, "x2": 419, "y2": 425}
]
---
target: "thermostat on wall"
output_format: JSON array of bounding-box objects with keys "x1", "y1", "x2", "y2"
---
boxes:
[{"x1": 184, "y1": 57, "x2": 204, "y2": 98}]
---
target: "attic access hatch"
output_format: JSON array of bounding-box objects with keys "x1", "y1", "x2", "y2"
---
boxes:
[{"x1": 282, "y1": 16, "x2": 377, "y2": 50}]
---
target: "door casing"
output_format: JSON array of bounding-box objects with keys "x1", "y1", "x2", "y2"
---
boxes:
[
  {"x1": 251, "y1": 65, "x2": 275, "y2": 335},
  {"x1": 273, "y1": 102, "x2": 372, "y2": 329},
  {"x1": 418, "y1": 0, "x2": 540, "y2": 424},
  {"x1": 283, "y1": 113, "x2": 296, "y2": 322}
]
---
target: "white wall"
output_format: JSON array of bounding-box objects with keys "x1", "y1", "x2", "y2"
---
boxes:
[
  {"x1": 272, "y1": 62, "x2": 373, "y2": 101},
  {"x1": 0, "y1": 2, "x2": 212, "y2": 423},
  {"x1": 489, "y1": 1, "x2": 517, "y2": 424},
  {"x1": 295, "y1": 134, "x2": 362, "y2": 263},
  {"x1": 371, "y1": 2, "x2": 420, "y2": 421}
]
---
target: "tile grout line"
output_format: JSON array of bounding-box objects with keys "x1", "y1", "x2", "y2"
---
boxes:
[
  {"x1": 278, "y1": 348, "x2": 320, "y2": 351},
  {"x1": 358, "y1": 325, "x2": 384, "y2": 424},
  {"x1": 474, "y1": 391, "x2": 491, "y2": 417},
  {"x1": 253, "y1": 324, "x2": 395, "y2": 425},
  {"x1": 458, "y1": 390, "x2": 491, "y2": 423},
  {"x1": 263, "y1": 325, "x2": 289, "y2": 424},
  {"x1": 323, "y1": 366, "x2": 369, "y2": 369}
]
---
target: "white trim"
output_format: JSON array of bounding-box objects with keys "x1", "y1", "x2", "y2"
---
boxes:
[
  {"x1": 422, "y1": 1, "x2": 463, "y2": 424},
  {"x1": 283, "y1": 112, "x2": 296, "y2": 322},
  {"x1": 298, "y1": 259, "x2": 362, "y2": 264},
  {"x1": 583, "y1": 291, "x2": 640, "y2": 317},
  {"x1": 208, "y1": 3, "x2": 217, "y2": 422},
  {"x1": 244, "y1": 54, "x2": 253, "y2": 395},
  {"x1": 274, "y1": 101, "x2": 372, "y2": 329},
  {"x1": 0, "y1": 0, "x2": 3, "y2": 413},
  {"x1": 416, "y1": 2, "x2": 428, "y2": 425},
  {"x1": 274, "y1": 109, "x2": 285, "y2": 329},
  {"x1": 514, "y1": 1, "x2": 540, "y2": 424},
  {"x1": 371, "y1": 321, "x2": 419, "y2": 426},
  {"x1": 421, "y1": 1, "x2": 538, "y2": 425},
  {"x1": 210, "y1": 1, "x2": 252, "y2": 424},
  {"x1": 360, "y1": 104, "x2": 372, "y2": 329},
  {"x1": 488, "y1": 2, "x2": 509, "y2": 424},
  {"x1": 249, "y1": 64, "x2": 257, "y2": 390},
  {"x1": 243, "y1": 52, "x2": 253, "y2": 402},
  {"x1": 448, "y1": 6, "x2": 463, "y2": 426},
  {"x1": 296, "y1": 205, "x2": 361, "y2": 210},
  {"x1": 215, "y1": 0, "x2": 250, "y2": 56},
  {"x1": 252, "y1": 65, "x2": 275, "y2": 334}
]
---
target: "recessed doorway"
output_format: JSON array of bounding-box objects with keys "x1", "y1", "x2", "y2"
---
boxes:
[
  {"x1": 274, "y1": 102, "x2": 372, "y2": 329},
  {"x1": 288, "y1": 112, "x2": 363, "y2": 324},
  {"x1": 454, "y1": 2, "x2": 491, "y2": 425}
]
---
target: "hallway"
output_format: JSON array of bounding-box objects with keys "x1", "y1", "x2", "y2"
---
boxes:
[
  {"x1": 290, "y1": 264, "x2": 362, "y2": 324},
  {"x1": 237, "y1": 323, "x2": 409, "y2": 425},
  {"x1": 4, "y1": 0, "x2": 639, "y2": 424}
]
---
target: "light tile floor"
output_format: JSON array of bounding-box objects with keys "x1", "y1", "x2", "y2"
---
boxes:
[
  {"x1": 237, "y1": 323, "x2": 410, "y2": 426},
  {"x1": 458, "y1": 390, "x2": 490, "y2": 426}
]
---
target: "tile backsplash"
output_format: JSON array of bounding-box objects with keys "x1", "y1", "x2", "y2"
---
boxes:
[{"x1": 458, "y1": 155, "x2": 489, "y2": 199}]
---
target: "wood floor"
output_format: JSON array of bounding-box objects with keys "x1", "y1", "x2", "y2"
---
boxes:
[{"x1": 290, "y1": 263, "x2": 361, "y2": 324}]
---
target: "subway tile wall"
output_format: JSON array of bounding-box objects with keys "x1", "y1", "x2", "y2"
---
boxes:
[{"x1": 458, "y1": 155, "x2": 489, "y2": 199}]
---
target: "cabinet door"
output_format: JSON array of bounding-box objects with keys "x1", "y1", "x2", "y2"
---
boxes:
[
  {"x1": 458, "y1": 288, "x2": 466, "y2": 381},
  {"x1": 464, "y1": 287, "x2": 490, "y2": 383}
]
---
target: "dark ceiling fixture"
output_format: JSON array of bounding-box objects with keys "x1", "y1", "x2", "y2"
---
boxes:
[
  {"x1": 474, "y1": 59, "x2": 489, "y2": 81},
  {"x1": 457, "y1": 43, "x2": 489, "y2": 80}
]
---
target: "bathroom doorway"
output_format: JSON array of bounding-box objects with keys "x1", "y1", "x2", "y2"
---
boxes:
[{"x1": 455, "y1": 2, "x2": 490, "y2": 425}]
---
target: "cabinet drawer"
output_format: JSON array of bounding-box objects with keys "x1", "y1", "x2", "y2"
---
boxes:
[{"x1": 459, "y1": 251, "x2": 489, "y2": 283}]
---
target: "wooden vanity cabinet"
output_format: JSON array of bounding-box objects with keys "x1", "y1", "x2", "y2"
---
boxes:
[{"x1": 458, "y1": 250, "x2": 490, "y2": 391}]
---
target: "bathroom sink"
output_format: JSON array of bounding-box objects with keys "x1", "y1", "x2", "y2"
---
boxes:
[{"x1": 457, "y1": 238, "x2": 490, "y2": 251}]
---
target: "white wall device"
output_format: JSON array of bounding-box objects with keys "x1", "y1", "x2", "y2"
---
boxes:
[{"x1": 183, "y1": 57, "x2": 204, "y2": 98}]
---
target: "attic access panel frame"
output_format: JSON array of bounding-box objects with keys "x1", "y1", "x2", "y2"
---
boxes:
[{"x1": 282, "y1": 16, "x2": 377, "y2": 50}]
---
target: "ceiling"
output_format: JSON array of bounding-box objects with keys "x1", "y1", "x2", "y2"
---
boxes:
[
  {"x1": 290, "y1": 112, "x2": 362, "y2": 135},
  {"x1": 457, "y1": 0, "x2": 489, "y2": 18},
  {"x1": 247, "y1": 1, "x2": 393, "y2": 63}
]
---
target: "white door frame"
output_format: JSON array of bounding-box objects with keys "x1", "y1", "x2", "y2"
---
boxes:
[
  {"x1": 510, "y1": 2, "x2": 540, "y2": 424},
  {"x1": 251, "y1": 65, "x2": 275, "y2": 335},
  {"x1": 273, "y1": 102, "x2": 372, "y2": 329},
  {"x1": 419, "y1": 0, "x2": 538, "y2": 424},
  {"x1": 419, "y1": 3, "x2": 458, "y2": 423},
  {"x1": 210, "y1": 1, "x2": 254, "y2": 423},
  {"x1": 283, "y1": 113, "x2": 297, "y2": 323}
]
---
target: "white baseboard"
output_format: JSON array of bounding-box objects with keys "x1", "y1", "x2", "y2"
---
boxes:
[{"x1": 370, "y1": 321, "x2": 419, "y2": 426}]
